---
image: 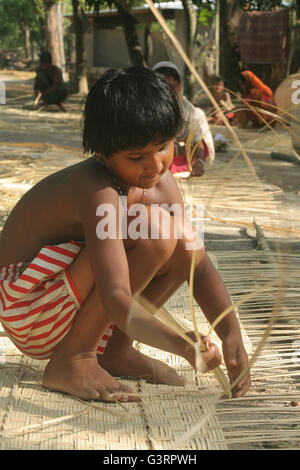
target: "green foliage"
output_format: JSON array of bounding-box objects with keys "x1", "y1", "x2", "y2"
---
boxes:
[
  {"x1": 0, "y1": 0, "x2": 44, "y2": 50},
  {"x1": 198, "y1": 6, "x2": 213, "y2": 25},
  {"x1": 191, "y1": 1, "x2": 215, "y2": 27},
  {"x1": 150, "y1": 19, "x2": 175, "y2": 32}
]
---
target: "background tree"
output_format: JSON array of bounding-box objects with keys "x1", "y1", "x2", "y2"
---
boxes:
[
  {"x1": 71, "y1": 0, "x2": 89, "y2": 93},
  {"x1": 187, "y1": 0, "x2": 214, "y2": 99},
  {"x1": 218, "y1": 0, "x2": 242, "y2": 92},
  {"x1": 85, "y1": 0, "x2": 146, "y2": 66},
  {"x1": 43, "y1": 0, "x2": 66, "y2": 77},
  {"x1": 115, "y1": 0, "x2": 145, "y2": 66},
  {"x1": 182, "y1": 0, "x2": 197, "y2": 99},
  {"x1": 0, "y1": 0, "x2": 44, "y2": 60},
  {"x1": 287, "y1": 0, "x2": 300, "y2": 74}
]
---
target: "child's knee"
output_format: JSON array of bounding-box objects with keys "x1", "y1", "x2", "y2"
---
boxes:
[
  {"x1": 127, "y1": 206, "x2": 177, "y2": 265},
  {"x1": 173, "y1": 226, "x2": 204, "y2": 272},
  {"x1": 147, "y1": 206, "x2": 177, "y2": 263}
]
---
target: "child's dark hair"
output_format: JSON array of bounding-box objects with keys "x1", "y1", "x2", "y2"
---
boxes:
[
  {"x1": 211, "y1": 75, "x2": 226, "y2": 86},
  {"x1": 216, "y1": 75, "x2": 225, "y2": 83},
  {"x1": 82, "y1": 66, "x2": 182, "y2": 158}
]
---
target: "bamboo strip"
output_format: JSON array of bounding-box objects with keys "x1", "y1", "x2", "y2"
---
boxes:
[
  {"x1": 0, "y1": 409, "x2": 89, "y2": 437},
  {"x1": 211, "y1": 419, "x2": 300, "y2": 429},
  {"x1": 207, "y1": 216, "x2": 300, "y2": 235},
  {"x1": 215, "y1": 435, "x2": 300, "y2": 445},
  {"x1": 216, "y1": 409, "x2": 300, "y2": 416}
]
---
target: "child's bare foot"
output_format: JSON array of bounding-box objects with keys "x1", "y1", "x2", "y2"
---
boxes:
[
  {"x1": 42, "y1": 352, "x2": 139, "y2": 402},
  {"x1": 98, "y1": 345, "x2": 187, "y2": 386}
]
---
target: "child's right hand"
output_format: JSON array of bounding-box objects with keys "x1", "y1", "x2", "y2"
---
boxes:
[{"x1": 185, "y1": 332, "x2": 222, "y2": 372}]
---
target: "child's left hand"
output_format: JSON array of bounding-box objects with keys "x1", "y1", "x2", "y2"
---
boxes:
[{"x1": 222, "y1": 335, "x2": 251, "y2": 398}]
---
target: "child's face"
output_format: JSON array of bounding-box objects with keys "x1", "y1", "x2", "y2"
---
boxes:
[
  {"x1": 101, "y1": 140, "x2": 174, "y2": 189},
  {"x1": 167, "y1": 77, "x2": 180, "y2": 97},
  {"x1": 216, "y1": 81, "x2": 225, "y2": 93}
]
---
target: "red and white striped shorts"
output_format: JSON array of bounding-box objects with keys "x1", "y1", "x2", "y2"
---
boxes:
[{"x1": 0, "y1": 240, "x2": 114, "y2": 360}]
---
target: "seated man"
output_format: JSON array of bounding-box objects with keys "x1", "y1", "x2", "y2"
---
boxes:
[
  {"x1": 152, "y1": 61, "x2": 215, "y2": 177},
  {"x1": 34, "y1": 52, "x2": 68, "y2": 112}
]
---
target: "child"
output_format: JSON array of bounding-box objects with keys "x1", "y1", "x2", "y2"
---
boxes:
[
  {"x1": 152, "y1": 61, "x2": 215, "y2": 177},
  {"x1": 0, "y1": 67, "x2": 250, "y2": 402},
  {"x1": 210, "y1": 75, "x2": 235, "y2": 124}
]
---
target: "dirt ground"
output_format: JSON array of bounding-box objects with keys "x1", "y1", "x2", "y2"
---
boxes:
[{"x1": 1, "y1": 69, "x2": 299, "y2": 182}]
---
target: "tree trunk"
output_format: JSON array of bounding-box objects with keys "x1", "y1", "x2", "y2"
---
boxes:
[
  {"x1": 181, "y1": 0, "x2": 196, "y2": 100},
  {"x1": 288, "y1": 0, "x2": 300, "y2": 74},
  {"x1": 144, "y1": 16, "x2": 153, "y2": 66},
  {"x1": 116, "y1": 2, "x2": 145, "y2": 67},
  {"x1": 219, "y1": 0, "x2": 242, "y2": 92},
  {"x1": 56, "y1": 2, "x2": 66, "y2": 79},
  {"x1": 44, "y1": 0, "x2": 66, "y2": 77},
  {"x1": 71, "y1": 0, "x2": 89, "y2": 94},
  {"x1": 30, "y1": 42, "x2": 38, "y2": 62},
  {"x1": 20, "y1": 23, "x2": 31, "y2": 59},
  {"x1": 44, "y1": 1, "x2": 60, "y2": 66}
]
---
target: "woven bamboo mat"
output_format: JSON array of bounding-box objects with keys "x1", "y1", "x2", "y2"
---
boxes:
[
  {"x1": 0, "y1": 279, "x2": 247, "y2": 451},
  {"x1": 212, "y1": 250, "x2": 300, "y2": 450},
  {"x1": 176, "y1": 160, "x2": 300, "y2": 236},
  {"x1": 1, "y1": 250, "x2": 300, "y2": 450}
]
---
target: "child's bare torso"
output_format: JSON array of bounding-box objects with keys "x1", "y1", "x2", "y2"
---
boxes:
[{"x1": 0, "y1": 157, "x2": 172, "y2": 268}]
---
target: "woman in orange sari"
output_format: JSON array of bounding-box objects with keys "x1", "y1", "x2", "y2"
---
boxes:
[{"x1": 237, "y1": 70, "x2": 277, "y2": 128}]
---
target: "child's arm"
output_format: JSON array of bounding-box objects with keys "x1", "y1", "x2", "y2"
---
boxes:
[
  {"x1": 224, "y1": 91, "x2": 234, "y2": 110},
  {"x1": 191, "y1": 251, "x2": 250, "y2": 398},
  {"x1": 106, "y1": 286, "x2": 220, "y2": 372},
  {"x1": 162, "y1": 172, "x2": 251, "y2": 397}
]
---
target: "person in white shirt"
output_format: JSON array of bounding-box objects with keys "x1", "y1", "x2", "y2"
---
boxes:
[{"x1": 152, "y1": 61, "x2": 215, "y2": 176}]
